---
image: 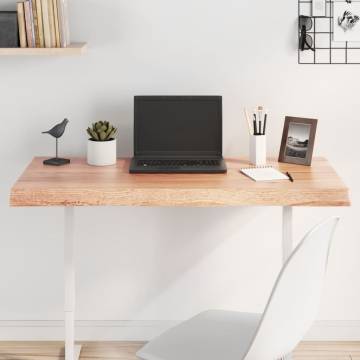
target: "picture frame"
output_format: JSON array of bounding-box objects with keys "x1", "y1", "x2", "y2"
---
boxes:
[
  {"x1": 278, "y1": 116, "x2": 318, "y2": 166},
  {"x1": 333, "y1": 2, "x2": 360, "y2": 42}
]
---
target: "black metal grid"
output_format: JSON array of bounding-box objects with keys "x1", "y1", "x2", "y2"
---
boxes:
[{"x1": 298, "y1": 0, "x2": 360, "y2": 64}]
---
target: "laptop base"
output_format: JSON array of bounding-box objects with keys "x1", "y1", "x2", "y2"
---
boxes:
[{"x1": 129, "y1": 158, "x2": 227, "y2": 174}]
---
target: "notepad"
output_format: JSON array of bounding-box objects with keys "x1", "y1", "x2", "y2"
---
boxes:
[{"x1": 240, "y1": 166, "x2": 289, "y2": 182}]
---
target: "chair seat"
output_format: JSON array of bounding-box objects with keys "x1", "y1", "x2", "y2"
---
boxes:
[{"x1": 137, "y1": 310, "x2": 262, "y2": 360}]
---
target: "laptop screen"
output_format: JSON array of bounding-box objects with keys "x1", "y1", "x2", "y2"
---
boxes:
[{"x1": 134, "y1": 96, "x2": 222, "y2": 157}]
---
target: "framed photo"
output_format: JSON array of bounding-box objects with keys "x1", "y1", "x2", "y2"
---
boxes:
[
  {"x1": 278, "y1": 116, "x2": 318, "y2": 166},
  {"x1": 333, "y1": 2, "x2": 360, "y2": 42}
]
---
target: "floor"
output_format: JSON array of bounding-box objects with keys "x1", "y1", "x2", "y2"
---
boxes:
[{"x1": 0, "y1": 341, "x2": 359, "y2": 359}]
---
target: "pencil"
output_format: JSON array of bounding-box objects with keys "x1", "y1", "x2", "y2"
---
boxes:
[
  {"x1": 263, "y1": 114, "x2": 267, "y2": 135},
  {"x1": 243, "y1": 108, "x2": 253, "y2": 135},
  {"x1": 258, "y1": 106, "x2": 263, "y2": 133},
  {"x1": 286, "y1": 172, "x2": 294, "y2": 182}
]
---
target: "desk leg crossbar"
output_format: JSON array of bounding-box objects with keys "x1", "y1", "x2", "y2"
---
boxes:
[{"x1": 64, "y1": 207, "x2": 82, "y2": 360}]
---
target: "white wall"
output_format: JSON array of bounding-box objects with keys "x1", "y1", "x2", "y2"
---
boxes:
[{"x1": 0, "y1": 0, "x2": 359, "y2": 340}]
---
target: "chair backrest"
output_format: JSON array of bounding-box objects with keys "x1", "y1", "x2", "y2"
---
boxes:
[{"x1": 244, "y1": 217, "x2": 339, "y2": 360}]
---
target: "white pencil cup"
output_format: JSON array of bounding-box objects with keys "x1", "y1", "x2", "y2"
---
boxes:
[{"x1": 249, "y1": 135, "x2": 267, "y2": 166}]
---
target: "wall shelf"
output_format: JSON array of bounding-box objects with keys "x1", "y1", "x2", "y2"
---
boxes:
[{"x1": 0, "y1": 42, "x2": 87, "y2": 56}]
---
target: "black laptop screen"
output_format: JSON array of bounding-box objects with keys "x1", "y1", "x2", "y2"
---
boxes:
[{"x1": 134, "y1": 96, "x2": 222, "y2": 157}]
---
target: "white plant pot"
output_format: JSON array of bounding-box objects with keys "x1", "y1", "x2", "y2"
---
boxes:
[{"x1": 87, "y1": 139, "x2": 117, "y2": 166}]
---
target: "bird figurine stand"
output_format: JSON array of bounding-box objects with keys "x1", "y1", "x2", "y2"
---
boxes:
[{"x1": 42, "y1": 118, "x2": 70, "y2": 166}]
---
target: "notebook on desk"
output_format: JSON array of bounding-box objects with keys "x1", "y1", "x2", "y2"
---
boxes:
[{"x1": 240, "y1": 166, "x2": 289, "y2": 181}]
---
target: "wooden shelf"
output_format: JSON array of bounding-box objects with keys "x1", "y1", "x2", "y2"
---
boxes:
[{"x1": 0, "y1": 42, "x2": 87, "y2": 56}]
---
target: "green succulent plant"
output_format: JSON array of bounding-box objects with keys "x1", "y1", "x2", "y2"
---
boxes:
[{"x1": 87, "y1": 121, "x2": 117, "y2": 141}]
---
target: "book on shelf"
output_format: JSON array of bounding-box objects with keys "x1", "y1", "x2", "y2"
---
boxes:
[
  {"x1": 40, "y1": 0, "x2": 51, "y2": 47},
  {"x1": 58, "y1": 0, "x2": 70, "y2": 47},
  {"x1": 53, "y1": 0, "x2": 61, "y2": 47},
  {"x1": 16, "y1": 0, "x2": 70, "y2": 49},
  {"x1": 29, "y1": 0, "x2": 40, "y2": 47},
  {"x1": 35, "y1": 0, "x2": 44, "y2": 47},
  {"x1": 17, "y1": 2, "x2": 27, "y2": 48},
  {"x1": 23, "y1": 1, "x2": 35, "y2": 47},
  {"x1": 47, "y1": 0, "x2": 56, "y2": 47}
]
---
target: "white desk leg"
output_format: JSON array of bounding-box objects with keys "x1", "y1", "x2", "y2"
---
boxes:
[
  {"x1": 64, "y1": 207, "x2": 82, "y2": 360},
  {"x1": 282, "y1": 206, "x2": 293, "y2": 360},
  {"x1": 282, "y1": 206, "x2": 293, "y2": 264}
]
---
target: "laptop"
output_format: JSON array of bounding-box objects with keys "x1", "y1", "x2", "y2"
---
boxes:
[{"x1": 129, "y1": 96, "x2": 227, "y2": 174}]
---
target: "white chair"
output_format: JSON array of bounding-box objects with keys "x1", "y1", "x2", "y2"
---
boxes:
[{"x1": 137, "y1": 217, "x2": 339, "y2": 360}]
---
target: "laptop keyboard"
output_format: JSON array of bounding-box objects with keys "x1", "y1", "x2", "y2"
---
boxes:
[{"x1": 137, "y1": 159, "x2": 221, "y2": 167}]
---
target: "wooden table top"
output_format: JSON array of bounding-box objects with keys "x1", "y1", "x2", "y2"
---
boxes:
[{"x1": 10, "y1": 157, "x2": 350, "y2": 207}]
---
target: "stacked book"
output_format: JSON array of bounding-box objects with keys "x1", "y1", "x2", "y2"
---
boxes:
[{"x1": 16, "y1": 0, "x2": 70, "y2": 48}]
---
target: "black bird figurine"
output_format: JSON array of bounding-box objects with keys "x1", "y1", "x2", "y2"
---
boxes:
[
  {"x1": 42, "y1": 118, "x2": 70, "y2": 166},
  {"x1": 42, "y1": 118, "x2": 69, "y2": 138}
]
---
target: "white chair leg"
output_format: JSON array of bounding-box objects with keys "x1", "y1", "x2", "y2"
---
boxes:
[{"x1": 279, "y1": 354, "x2": 292, "y2": 360}]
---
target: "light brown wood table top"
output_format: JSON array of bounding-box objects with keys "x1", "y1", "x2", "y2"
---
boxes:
[{"x1": 10, "y1": 157, "x2": 350, "y2": 207}]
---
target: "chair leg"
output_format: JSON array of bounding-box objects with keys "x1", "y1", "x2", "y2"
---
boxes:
[{"x1": 279, "y1": 354, "x2": 292, "y2": 360}]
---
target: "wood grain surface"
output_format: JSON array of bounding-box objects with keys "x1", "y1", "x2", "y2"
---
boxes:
[
  {"x1": 0, "y1": 341, "x2": 358, "y2": 359},
  {"x1": 10, "y1": 157, "x2": 350, "y2": 207}
]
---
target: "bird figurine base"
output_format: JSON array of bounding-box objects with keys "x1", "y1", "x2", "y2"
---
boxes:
[{"x1": 43, "y1": 158, "x2": 71, "y2": 166}]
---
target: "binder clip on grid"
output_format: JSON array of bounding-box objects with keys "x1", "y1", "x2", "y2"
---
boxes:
[{"x1": 299, "y1": 15, "x2": 315, "y2": 52}]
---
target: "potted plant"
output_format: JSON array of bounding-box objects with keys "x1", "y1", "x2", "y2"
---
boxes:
[{"x1": 87, "y1": 121, "x2": 118, "y2": 166}]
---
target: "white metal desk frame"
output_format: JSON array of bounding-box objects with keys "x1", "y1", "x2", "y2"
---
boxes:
[{"x1": 63, "y1": 206, "x2": 294, "y2": 360}]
